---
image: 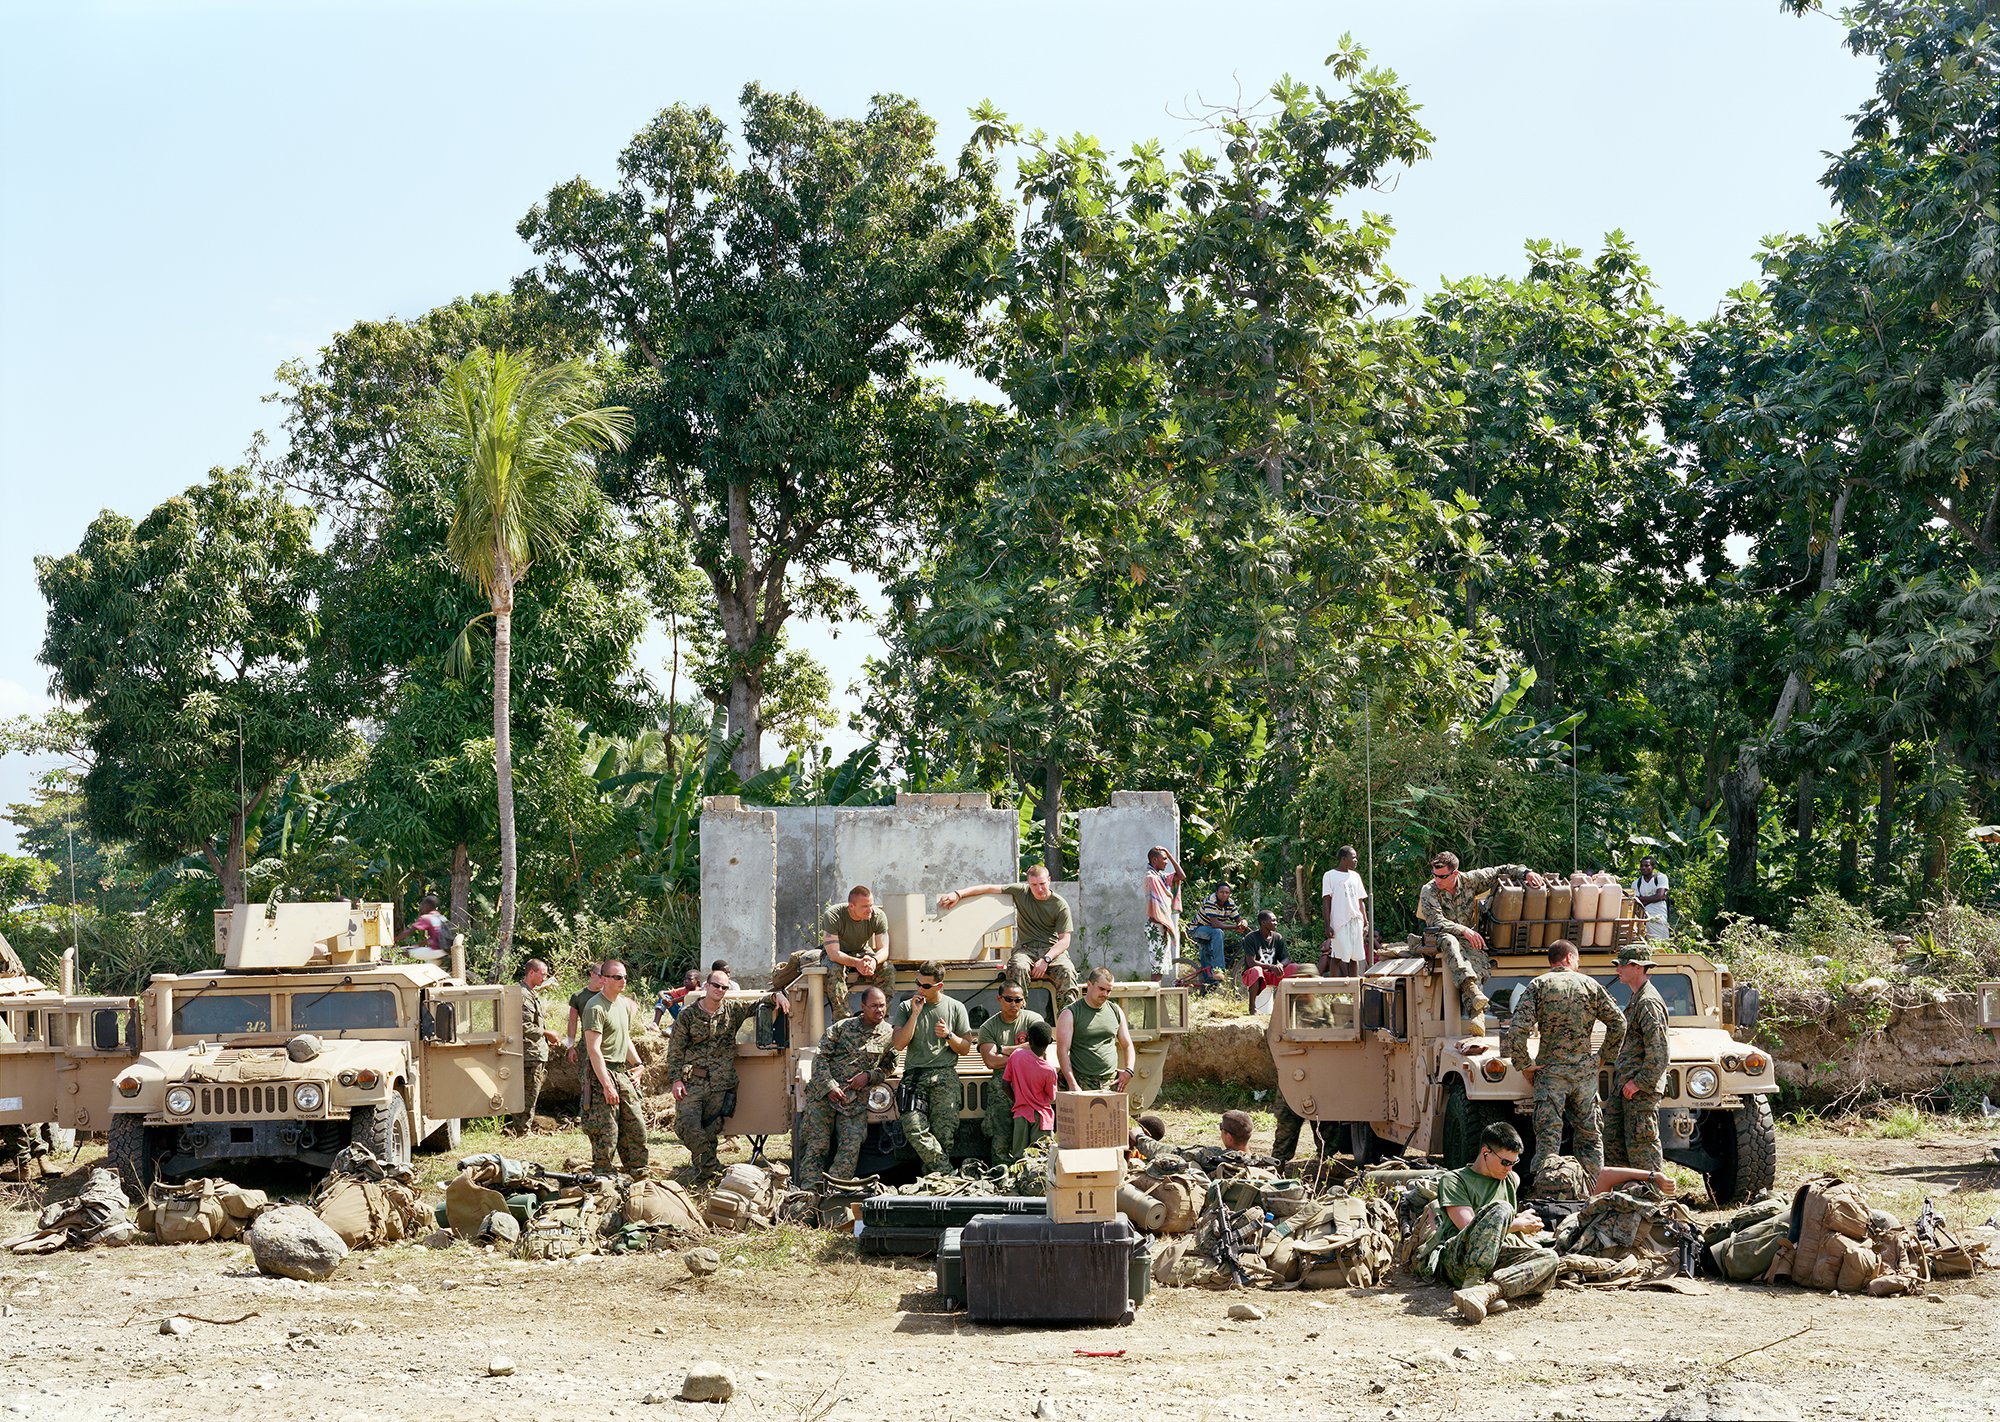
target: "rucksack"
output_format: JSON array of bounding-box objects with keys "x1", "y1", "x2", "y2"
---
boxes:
[
  {"x1": 517, "y1": 1188, "x2": 602, "y2": 1260},
  {"x1": 620, "y1": 1178, "x2": 703, "y2": 1234},
  {"x1": 1764, "y1": 1175, "x2": 1921, "y2": 1294},
  {"x1": 1134, "y1": 1172, "x2": 1203, "y2": 1235},
  {"x1": 703, "y1": 1163, "x2": 785, "y2": 1232},
  {"x1": 1258, "y1": 1194, "x2": 1397, "y2": 1290},
  {"x1": 149, "y1": 1179, "x2": 262, "y2": 1244},
  {"x1": 1713, "y1": 1214, "x2": 1791, "y2": 1282},
  {"x1": 316, "y1": 1175, "x2": 429, "y2": 1248}
]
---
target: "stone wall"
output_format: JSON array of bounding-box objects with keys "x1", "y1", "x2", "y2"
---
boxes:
[
  {"x1": 1078, "y1": 791, "x2": 1181, "y2": 976},
  {"x1": 698, "y1": 798, "x2": 776, "y2": 981}
]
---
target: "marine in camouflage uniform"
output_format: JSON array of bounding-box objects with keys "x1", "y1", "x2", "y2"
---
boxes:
[
  {"x1": 668, "y1": 977, "x2": 780, "y2": 1181},
  {"x1": 1604, "y1": 944, "x2": 1670, "y2": 1173},
  {"x1": 1418, "y1": 861, "x2": 1531, "y2": 1018},
  {"x1": 580, "y1": 977, "x2": 648, "y2": 1176},
  {"x1": 511, "y1": 962, "x2": 552, "y2": 1134},
  {"x1": 1433, "y1": 1198, "x2": 1560, "y2": 1302},
  {"x1": 1506, "y1": 948, "x2": 1625, "y2": 1183},
  {"x1": 794, "y1": 991, "x2": 897, "y2": 1192}
]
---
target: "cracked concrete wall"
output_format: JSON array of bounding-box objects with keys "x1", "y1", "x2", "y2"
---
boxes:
[
  {"x1": 832, "y1": 796, "x2": 1016, "y2": 907},
  {"x1": 1077, "y1": 791, "x2": 1181, "y2": 977},
  {"x1": 699, "y1": 797, "x2": 777, "y2": 980}
]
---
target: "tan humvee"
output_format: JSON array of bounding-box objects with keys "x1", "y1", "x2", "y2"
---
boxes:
[
  {"x1": 716, "y1": 893, "x2": 1190, "y2": 1173},
  {"x1": 0, "y1": 933, "x2": 79, "y2": 1157},
  {"x1": 1270, "y1": 917, "x2": 1780, "y2": 1205},
  {"x1": 19, "y1": 902, "x2": 524, "y2": 1192}
]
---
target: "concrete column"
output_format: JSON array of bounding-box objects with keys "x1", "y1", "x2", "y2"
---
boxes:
[
  {"x1": 699, "y1": 797, "x2": 777, "y2": 981},
  {"x1": 770, "y1": 805, "x2": 840, "y2": 959},
  {"x1": 1077, "y1": 791, "x2": 1181, "y2": 977}
]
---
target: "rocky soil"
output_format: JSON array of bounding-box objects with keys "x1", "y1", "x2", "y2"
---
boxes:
[{"x1": 2, "y1": 1120, "x2": 1996, "y2": 1422}]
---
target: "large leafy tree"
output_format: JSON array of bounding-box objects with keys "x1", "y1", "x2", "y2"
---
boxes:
[
  {"x1": 34, "y1": 468, "x2": 358, "y2": 905},
  {"x1": 874, "y1": 46, "x2": 1485, "y2": 874},
  {"x1": 427, "y1": 348, "x2": 632, "y2": 969},
  {"x1": 516, "y1": 83, "x2": 1009, "y2": 778}
]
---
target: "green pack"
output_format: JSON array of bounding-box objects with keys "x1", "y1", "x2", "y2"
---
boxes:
[{"x1": 1713, "y1": 1214, "x2": 1791, "y2": 1281}]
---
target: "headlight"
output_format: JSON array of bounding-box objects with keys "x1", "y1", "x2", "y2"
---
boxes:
[
  {"x1": 294, "y1": 1083, "x2": 324, "y2": 1112},
  {"x1": 164, "y1": 1087, "x2": 195, "y2": 1115},
  {"x1": 1742, "y1": 1052, "x2": 1768, "y2": 1076},
  {"x1": 1686, "y1": 1067, "x2": 1720, "y2": 1099},
  {"x1": 866, "y1": 1085, "x2": 895, "y2": 1114}
]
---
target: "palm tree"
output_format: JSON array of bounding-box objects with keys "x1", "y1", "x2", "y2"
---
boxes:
[{"x1": 432, "y1": 347, "x2": 632, "y2": 975}]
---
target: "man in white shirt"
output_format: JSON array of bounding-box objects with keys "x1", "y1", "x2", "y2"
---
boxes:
[
  {"x1": 1320, "y1": 845, "x2": 1372, "y2": 972},
  {"x1": 1631, "y1": 856, "x2": 1670, "y2": 942}
]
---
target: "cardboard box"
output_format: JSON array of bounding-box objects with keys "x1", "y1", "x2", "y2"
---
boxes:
[
  {"x1": 1047, "y1": 1145, "x2": 1124, "y2": 1223},
  {"x1": 1053, "y1": 1091, "x2": 1128, "y2": 1150}
]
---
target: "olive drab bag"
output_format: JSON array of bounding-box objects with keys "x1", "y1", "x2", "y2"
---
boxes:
[
  {"x1": 517, "y1": 1187, "x2": 603, "y2": 1261},
  {"x1": 1134, "y1": 1170, "x2": 1203, "y2": 1235},
  {"x1": 315, "y1": 1175, "x2": 428, "y2": 1247},
  {"x1": 148, "y1": 1179, "x2": 265, "y2": 1244}
]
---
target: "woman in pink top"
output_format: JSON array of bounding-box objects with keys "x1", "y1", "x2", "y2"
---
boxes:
[{"x1": 1000, "y1": 1019, "x2": 1059, "y2": 1162}]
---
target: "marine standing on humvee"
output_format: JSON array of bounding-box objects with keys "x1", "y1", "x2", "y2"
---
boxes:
[
  {"x1": 1605, "y1": 943, "x2": 1670, "y2": 1173},
  {"x1": 937, "y1": 866, "x2": 1079, "y2": 1010},
  {"x1": 669, "y1": 969, "x2": 789, "y2": 1181},
  {"x1": 794, "y1": 987, "x2": 897, "y2": 1191},
  {"x1": 1505, "y1": 938, "x2": 1624, "y2": 1182},
  {"x1": 1418, "y1": 853, "x2": 1548, "y2": 1018}
]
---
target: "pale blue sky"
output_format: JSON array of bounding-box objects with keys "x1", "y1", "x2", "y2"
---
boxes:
[{"x1": 0, "y1": 0, "x2": 1871, "y2": 850}]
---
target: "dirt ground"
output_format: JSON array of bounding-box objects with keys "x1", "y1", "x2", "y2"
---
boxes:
[{"x1": 2, "y1": 1110, "x2": 1997, "y2": 1422}]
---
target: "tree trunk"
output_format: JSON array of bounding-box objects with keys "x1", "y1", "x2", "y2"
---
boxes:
[
  {"x1": 492, "y1": 564, "x2": 518, "y2": 981},
  {"x1": 727, "y1": 668, "x2": 764, "y2": 783},
  {"x1": 1836, "y1": 780, "x2": 1861, "y2": 898},
  {"x1": 1042, "y1": 759, "x2": 1063, "y2": 878},
  {"x1": 1873, "y1": 749, "x2": 1896, "y2": 895},
  {"x1": 449, "y1": 841, "x2": 472, "y2": 932},
  {"x1": 1793, "y1": 767, "x2": 1816, "y2": 896}
]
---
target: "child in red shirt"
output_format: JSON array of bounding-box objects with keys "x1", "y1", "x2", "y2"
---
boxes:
[{"x1": 1000, "y1": 1019, "x2": 1059, "y2": 1162}]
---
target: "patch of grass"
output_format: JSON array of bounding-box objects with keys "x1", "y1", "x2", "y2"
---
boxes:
[
  {"x1": 1877, "y1": 1103, "x2": 1926, "y2": 1139},
  {"x1": 1153, "y1": 1079, "x2": 1265, "y2": 1113}
]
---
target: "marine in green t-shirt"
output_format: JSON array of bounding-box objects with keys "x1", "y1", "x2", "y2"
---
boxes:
[
  {"x1": 1003, "y1": 883, "x2": 1073, "y2": 958},
  {"x1": 582, "y1": 993, "x2": 631, "y2": 1069},
  {"x1": 821, "y1": 889, "x2": 895, "y2": 1010},
  {"x1": 1058, "y1": 970, "x2": 1132, "y2": 1093},
  {"x1": 893, "y1": 989, "x2": 973, "y2": 1073}
]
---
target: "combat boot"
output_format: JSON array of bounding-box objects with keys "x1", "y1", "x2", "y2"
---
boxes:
[{"x1": 1452, "y1": 1283, "x2": 1500, "y2": 1323}]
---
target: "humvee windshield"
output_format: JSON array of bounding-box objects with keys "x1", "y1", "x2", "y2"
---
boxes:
[
  {"x1": 291, "y1": 989, "x2": 399, "y2": 1032},
  {"x1": 1489, "y1": 971, "x2": 1696, "y2": 1019},
  {"x1": 173, "y1": 992, "x2": 274, "y2": 1037},
  {"x1": 959, "y1": 982, "x2": 1057, "y2": 1031}
]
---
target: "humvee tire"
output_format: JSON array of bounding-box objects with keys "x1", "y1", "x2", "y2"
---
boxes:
[
  {"x1": 349, "y1": 1093, "x2": 413, "y2": 1168},
  {"x1": 1349, "y1": 1121, "x2": 1392, "y2": 1166},
  {"x1": 1440, "y1": 1078, "x2": 1517, "y2": 1171},
  {"x1": 420, "y1": 1116, "x2": 463, "y2": 1154},
  {"x1": 1699, "y1": 1095, "x2": 1777, "y2": 1207},
  {"x1": 106, "y1": 1114, "x2": 163, "y2": 1196}
]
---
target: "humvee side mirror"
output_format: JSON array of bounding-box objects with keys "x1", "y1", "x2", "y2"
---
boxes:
[
  {"x1": 92, "y1": 1009, "x2": 122, "y2": 1052},
  {"x1": 432, "y1": 1001, "x2": 457, "y2": 1044},
  {"x1": 1733, "y1": 985, "x2": 1760, "y2": 1037}
]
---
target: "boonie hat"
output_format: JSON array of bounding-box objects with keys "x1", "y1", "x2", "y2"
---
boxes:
[{"x1": 1615, "y1": 943, "x2": 1654, "y2": 966}]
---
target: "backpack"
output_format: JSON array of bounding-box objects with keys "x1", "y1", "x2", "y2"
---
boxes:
[
  {"x1": 315, "y1": 1175, "x2": 429, "y2": 1248},
  {"x1": 703, "y1": 1163, "x2": 784, "y2": 1232},
  {"x1": 1713, "y1": 1214, "x2": 1791, "y2": 1282},
  {"x1": 620, "y1": 1178, "x2": 703, "y2": 1234},
  {"x1": 150, "y1": 1179, "x2": 234, "y2": 1244},
  {"x1": 1258, "y1": 1194, "x2": 1397, "y2": 1290},
  {"x1": 444, "y1": 1170, "x2": 511, "y2": 1239},
  {"x1": 1134, "y1": 1173, "x2": 1203, "y2": 1235},
  {"x1": 1764, "y1": 1175, "x2": 1918, "y2": 1294},
  {"x1": 517, "y1": 1188, "x2": 603, "y2": 1261}
]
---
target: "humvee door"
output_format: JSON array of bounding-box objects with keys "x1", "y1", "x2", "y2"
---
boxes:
[
  {"x1": 420, "y1": 984, "x2": 525, "y2": 1121},
  {"x1": 722, "y1": 994, "x2": 790, "y2": 1137},
  {"x1": 1270, "y1": 976, "x2": 1391, "y2": 1124},
  {"x1": 0, "y1": 993, "x2": 63, "y2": 1129},
  {"x1": 52, "y1": 996, "x2": 142, "y2": 1132}
]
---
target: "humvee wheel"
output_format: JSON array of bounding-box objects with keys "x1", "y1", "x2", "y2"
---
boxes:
[
  {"x1": 420, "y1": 1116, "x2": 463, "y2": 1154},
  {"x1": 1349, "y1": 1122, "x2": 1391, "y2": 1166},
  {"x1": 1699, "y1": 1096, "x2": 1777, "y2": 1206},
  {"x1": 349, "y1": 1093, "x2": 413, "y2": 1168},
  {"x1": 106, "y1": 1114, "x2": 162, "y2": 1196},
  {"x1": 1440, "y1": 1078, "x2": 1516, "y2": 1170}
]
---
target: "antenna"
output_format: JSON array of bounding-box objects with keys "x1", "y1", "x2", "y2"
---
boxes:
[
  {"x1": 67, "y1": 823, "x2": 80, "y2": 954},
  {"x1": 237, "y1": 715, "x2": 247, "y2": 907},
  {"x1": 1571, "y1": 715, "x2": 1580, "y2": 876},
  {"x1": 1362, "y1": 689, "x2": 1375, "y2": 903}
]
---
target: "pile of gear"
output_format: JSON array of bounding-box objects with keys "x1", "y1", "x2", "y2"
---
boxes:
[{"x1": 2, "y1": 1168, "x2": 136, "y2": 1253}]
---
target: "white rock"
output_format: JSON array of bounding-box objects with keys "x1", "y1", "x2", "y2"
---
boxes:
[
  {"x1": 1490, "y1": 1350, "x2": 1516, "y2": 1365},
  {"x1": 245, "y1": 1207, "x2": 348, "y2": 1282},
  {"x1": 1227, "y1": 1302, "x2": 1265, "y2": 1322},
  {"x1": 1035, "y1": 1400, "x2": 1062, "y2": 1420},
  {"x1": 158, "y1": 1317, "x2": 191, "y2": 1337},
  {"x1": 680, "y1": 1361, "x2": 734, "y2": 1403},
  {"x1": 487, "y1": 1354, "x2": 514, "y2": 1377}
]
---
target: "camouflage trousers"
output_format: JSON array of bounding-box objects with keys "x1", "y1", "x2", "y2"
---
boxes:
[
  {"x1": 674, "y1": 1077, "x2": 738, "y2": 1179},
  {"x1": 1438, "y1": 932, "x2": 1493, "y2": 1016},
  {"x1": 1603, "y1": 1084, "x2": 1664, "y2": 1173},
  {"x1": 795, "y1": 1095, "x2": 869, "y2": 1192},
  {"x1": 900, "y1": 1066, "x2": 963, "y2": 1172},
  {"x1": 837, "y1": 960, "x2": 896, "y2": 1016},
  {"x1": 583, "y1": 1069, "x2": 649, "y2": 1176},
  {"x1": 1274, "y1": 1098, "x2": 1335, "y2": 1164},
  {"x1": 983, "y1": 1073, "x2": 1016, "y2": 1164},
  {"x1": 510, "y1": 1054, "x2": 547, "y2": 1134},
  {"x1": 1005, "y1": 951, "x2": 1078, "y2": 1012},
  {"x1": 1531, "y1": 1067, "x2": 1605, "y2": 1184},
  {"x1": 1434, "y1": 1200, "x2": 1559, "y2": 1301},
  {"x1": 0, "y1": 1125, "x2": 37, "y2": 1179}
]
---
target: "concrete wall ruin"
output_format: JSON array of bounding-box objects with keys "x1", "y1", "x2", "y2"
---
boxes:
[{"x1": 699, "y1": 790, "x2": 1179, "y2": 981}]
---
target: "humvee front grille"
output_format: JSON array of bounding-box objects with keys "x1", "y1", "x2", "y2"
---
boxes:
[
  {"x1": 1597, "y1": 1069, "x2": 1684, "y2": 1100},
  {"x1": 197, "y1": 1084, "x2": 291, "y2": 1117}
]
